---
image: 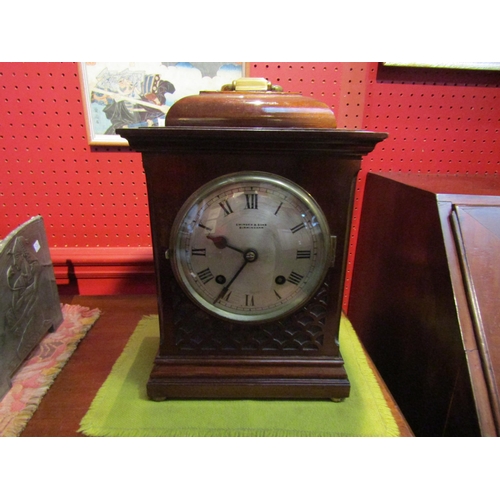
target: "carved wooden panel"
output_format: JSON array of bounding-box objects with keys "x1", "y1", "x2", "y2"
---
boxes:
[{"x1": 172, "y1": 277, "x2": 330, "y2": 353}]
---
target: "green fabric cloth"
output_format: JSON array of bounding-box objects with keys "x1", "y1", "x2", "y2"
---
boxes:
[{"x1": 79, "y1": 315, "x2": 400, "y2": 437}]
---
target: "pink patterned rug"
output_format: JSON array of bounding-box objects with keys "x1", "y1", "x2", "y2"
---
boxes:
[{"x1": 0, "y1": 303, "x2": 100, "y2": 437}]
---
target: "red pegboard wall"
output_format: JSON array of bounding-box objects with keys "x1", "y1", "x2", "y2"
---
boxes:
[
  {"x1": 2, "y1": 62, "x2": 500, "y2": 304},
  {"x1": 0, "y1": 62, "x2": 150, "y2": 248}
]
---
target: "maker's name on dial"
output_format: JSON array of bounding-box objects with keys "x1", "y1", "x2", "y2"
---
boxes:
[{"x1": 236, "y1": 223, "x2": 267, "y2": 229}]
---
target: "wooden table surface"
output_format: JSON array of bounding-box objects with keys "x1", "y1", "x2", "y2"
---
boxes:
[{"x1": 20, "y1": 294, "x2": 413, "y2": 437}]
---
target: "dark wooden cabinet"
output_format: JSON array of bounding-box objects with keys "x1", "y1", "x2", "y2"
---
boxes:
[
  {"x1": 120, "y1": 127, "x2": 386, "y2": 401},
  {"x1": 119, "y1": 80, "x2": 387, "y2": 401},
  {"x1": 348, "y1": 172, "x2": 500, "y2": 436}
]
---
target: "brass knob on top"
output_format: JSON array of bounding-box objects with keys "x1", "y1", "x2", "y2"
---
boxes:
[{"x1": 221, "y1": 77, "x2": 283, "y2": 92}]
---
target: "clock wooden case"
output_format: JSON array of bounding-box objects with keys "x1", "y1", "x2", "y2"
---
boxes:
[{"x1": 119, "y1": 78, "x2": 386, "y2": 401}]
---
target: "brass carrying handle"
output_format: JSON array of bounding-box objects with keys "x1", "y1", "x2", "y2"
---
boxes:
[{"x1": 221, "y1": 77, "x2": 283, "y2": 92}]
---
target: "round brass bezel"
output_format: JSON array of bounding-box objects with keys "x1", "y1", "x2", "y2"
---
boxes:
[{"x1": 170, "y1": 171, "x2": 332, "y2": 324}]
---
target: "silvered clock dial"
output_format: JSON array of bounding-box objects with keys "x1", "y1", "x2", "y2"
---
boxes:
[{"x1": 169, "y1": 171, "x2": 333, "y2": 324}]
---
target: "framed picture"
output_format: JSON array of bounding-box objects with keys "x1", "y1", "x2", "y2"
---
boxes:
[
  {"x1": 384, "y1": 62, "x2": 500, "y2": 71},
  {"x1": 79, "y1": 62, "x2": 245, "y2": 146}
]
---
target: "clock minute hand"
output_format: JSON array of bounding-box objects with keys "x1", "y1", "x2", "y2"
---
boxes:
[
  {"x1": 207, "y1": 234, "x2": 244, "y2": 254},
  {"x1": 213, "y1": 248, "x2": 258, "y2": 304},
  {"x1": 213, "y1": 259, "x2": 248, "y2": 304}
]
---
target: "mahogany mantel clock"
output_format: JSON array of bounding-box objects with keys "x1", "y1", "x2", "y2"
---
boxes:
[{"x1": 119, "y1": 78, "x2": 387, "y2": 401}]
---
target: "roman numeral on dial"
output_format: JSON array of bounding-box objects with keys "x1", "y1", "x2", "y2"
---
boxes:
[
  {"x1": 191, "y1": 248, "x2": 206, "y2": 256},
  {"x1": 245, "y1": 193, "x2": 258, "y2": 209},
  {"x1": 219, "y1": 200, "x2": 234, "y2": 216},
  {"x1": 197, "y1": 268, "x2": 214, "y2": 284},
  {"x1": 296, "y1": 250, "x2": 311, "y2": 259},
  {"x1": 287, "y1": 271, "x2": 304, "y2": 285}
]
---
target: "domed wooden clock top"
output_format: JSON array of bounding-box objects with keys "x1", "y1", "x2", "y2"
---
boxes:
[{"x1": 119, "y1": 78, "x2": 387, "y2": 400}]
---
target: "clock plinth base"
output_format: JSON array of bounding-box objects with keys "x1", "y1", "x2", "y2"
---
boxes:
[{"x1": 146, "y1": 356, "x2": 350, "y2": 401}]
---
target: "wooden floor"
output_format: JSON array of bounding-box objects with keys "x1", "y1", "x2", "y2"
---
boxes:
[
  {"x1": 20, "y1": 294, "x2": 413, "y2": 437},
  {"x1": 21, "y1": 294, "x2": 158, "y2": 437}
]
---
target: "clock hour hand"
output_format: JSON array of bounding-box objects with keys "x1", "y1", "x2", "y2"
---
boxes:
[{"x1": 207, "y1": 234, "x2": 244, "y2": 254}]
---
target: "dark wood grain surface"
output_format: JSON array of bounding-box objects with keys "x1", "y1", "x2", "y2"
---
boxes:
[
  {"x1": 349, "y1": 172, "x2": 500, "y2": 436},
  {"x1": 452, "y1": 205, "x2": 500, "y2": 432}
]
